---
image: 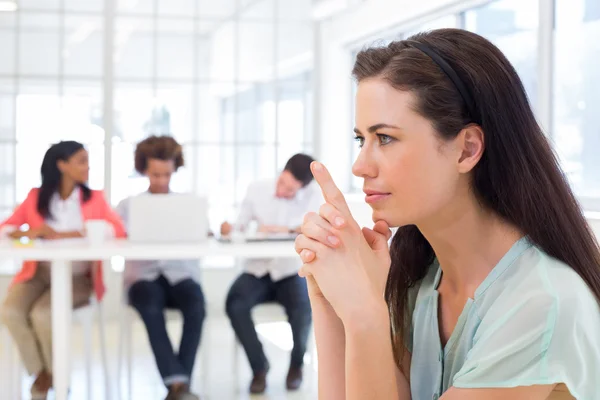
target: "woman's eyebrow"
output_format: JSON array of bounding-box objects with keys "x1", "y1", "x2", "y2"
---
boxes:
[{"x1": 354, "y1": 123, "x2": 402, "y2": 135}]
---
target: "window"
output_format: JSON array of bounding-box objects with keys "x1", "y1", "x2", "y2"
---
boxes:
[
  {"x1": 464, "y1": 0, "x2": 539, "y2": 107},
  {"x1": 350, "y1": 72, "x2": 360, "y2": 192},
  {"x1": 554, "y1": 0, "x2": 600, "y2": 207},
  {"x1": 108, "y1": 0, "x2": 315, "y2": 232},
  {"x1": 0, "y1": 0, "x2": 316, "y2": 229},
  {"x1": 15, "y1": 89, "x2": 105, "y2": 200},
  {"x1": 404, "y1": 15, "x2": 459, "y2": 37},
  {"x1": 218, "y1": 73, "x2": 314, "y2": 208}
]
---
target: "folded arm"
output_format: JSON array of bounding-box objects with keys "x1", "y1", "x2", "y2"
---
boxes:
[{"x1": 344, "y1": 299, "x2": 410, "y2": 400}]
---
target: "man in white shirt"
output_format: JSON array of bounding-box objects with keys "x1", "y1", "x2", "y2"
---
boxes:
[{"x1": 221, "y1": 154, "x2": 322, "y2": 394}]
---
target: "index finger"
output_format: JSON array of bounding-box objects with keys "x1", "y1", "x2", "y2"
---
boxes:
[{"x1": 311, "y1": 161, "x2": 351, "y2": 216}]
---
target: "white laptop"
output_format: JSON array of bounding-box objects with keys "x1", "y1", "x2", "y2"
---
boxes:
[
  {"x1": 244, "y1": 232, "x2": 298, "y2": 242},
  {"x1": 219, "y1": 231, "x2": 298, "y2": 243},
  {"x1": 128, "y1": 194, "x2": 209, "y2": 243}
]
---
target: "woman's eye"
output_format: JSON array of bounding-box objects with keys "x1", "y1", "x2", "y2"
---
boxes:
[
  {"x1": 377, "y1": 134, "x2": 393, "y2": 145},
  {"x1": 354, "y1": 136, "x2": 365, "y2": 148}
]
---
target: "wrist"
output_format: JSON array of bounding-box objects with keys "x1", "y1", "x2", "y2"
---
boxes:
[
  {"x1": 59, "y1": 232, "x2": 78, "y2": 239},
  {"x1": 342, "y1": 295, "x2": 390, "y2": 335},
  {"x1": 310, "y1": 297, "x2": 338, "y2": 316},
  {"x1": 26, "y1": 229, "x2": 39, "y2": 238},
  {"x1": 9, "y1": 230, "x2": 24, "y2": 239}
]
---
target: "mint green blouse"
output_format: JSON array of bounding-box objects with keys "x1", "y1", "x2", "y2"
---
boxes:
[{"x1": 408, "y1": 238, "x2": 600, "y2": 399}]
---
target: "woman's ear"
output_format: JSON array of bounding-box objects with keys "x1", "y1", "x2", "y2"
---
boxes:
[
  {"x1": 456, "y1": 124, "x2": 485, "y2": 174},
  {"x1": 56, "y1": 159, "x2": 67, "y2": 174}
]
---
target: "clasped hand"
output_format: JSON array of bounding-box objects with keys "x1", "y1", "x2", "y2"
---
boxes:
[{"x1": 294, "y1": 162, "x2": 392, "y2": 325}]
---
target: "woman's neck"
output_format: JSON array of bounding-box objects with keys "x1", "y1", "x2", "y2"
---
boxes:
[
  {"x1": 58, "y1": 180, "x2": 77, "y2": 200},
  {"x1": 148, "y1": 186, "x2": 169, "y2": 194},
  {"x1": 418, "y1": 195, "x2": 523, "y2": 298}
]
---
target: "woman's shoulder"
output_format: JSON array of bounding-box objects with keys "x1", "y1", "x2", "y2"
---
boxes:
[
  {"x1": 500, "y1": 246, "x2": 597, "y2": 311},
  {"x1": 538, "y1": 249, "x2": 600, "y2": 333},
  {"x1": 477, "y1": 245, "x2": 600, "y2": 337},
  {"x1": 88, "y1": 189, "x2": 107, "y2": 200},
  {"x1": 26, "y1": 187, "x2": 40, "y2": 197},
  {"x1": 457, "y1": 247, "x2": 600, "y2": 396},
  {"x1": 17, "y1": 187, "x2": 41, "y2": 205}
]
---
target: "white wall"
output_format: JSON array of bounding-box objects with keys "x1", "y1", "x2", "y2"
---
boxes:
[
  {"x1": 207, "y1": 0, "x2": 314, "y2": 88},
  {"x1": 588, "y1": 215, "x2": 600, "y2": 238}
]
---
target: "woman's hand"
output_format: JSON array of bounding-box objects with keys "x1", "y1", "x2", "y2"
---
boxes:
[
  {"x1": 35, "y1": 224, "x2": 59, "y2": 239},
  {"x1": 9, "y1": 224, "x2": 58, "y2": 240},
  {"x1": 56, "y1": 230, "x2": 84, "y2": 239},
  {"x1": 220, "y1": 222, "x2": 233, "y2": 236},
  {"x1": 8, "y1": 229, "x2": 24, "y2": 239},
  {"x1": 295, "y1": 162, "x2": 392, "y2": 325}
]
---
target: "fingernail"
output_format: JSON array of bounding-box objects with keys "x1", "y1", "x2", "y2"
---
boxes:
[
  {"x1": 313, "y1": 162, "x2": 323, "y2": 171},
  {"x1": 335, "y1": 217, "x2": 345, "y2": 227},
  {"x1": 300, "y1": 250, "x2": 308, "y2": 258},
  {"x1": 327, "y1": 236, "x2": 339, "y2": 245}
]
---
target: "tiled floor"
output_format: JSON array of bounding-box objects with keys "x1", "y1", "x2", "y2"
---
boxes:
[{"x1": 0, "y1": 314, "x2": 318, "y2": 400}]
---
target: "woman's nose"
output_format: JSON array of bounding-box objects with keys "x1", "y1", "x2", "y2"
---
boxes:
[{"x1": 352, "y1": 148, "x2": 377, "y2": 179}]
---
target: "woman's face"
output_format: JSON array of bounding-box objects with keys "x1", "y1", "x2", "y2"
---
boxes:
[
  {"x1": 145, "y1": 158, "x2": 175, "y2": 194},
  {"x1": 58, "y1": 148, "x2": 89, "y2": 184},
  {"x1": 352, "y1": 78, "x2": 467, "y2": 228}
]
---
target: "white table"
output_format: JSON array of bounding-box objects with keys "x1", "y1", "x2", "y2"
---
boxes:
[{"x1": 0, "y1": 238, "x2": 298, "y2": 400}]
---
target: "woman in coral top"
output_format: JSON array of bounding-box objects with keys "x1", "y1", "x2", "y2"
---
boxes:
[{"x1": 0, "y1": 140, "x2": 125, "y2": 399}]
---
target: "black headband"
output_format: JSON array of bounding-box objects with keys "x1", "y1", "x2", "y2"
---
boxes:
[{"x1": 410, "y1": 42, "x2": 479, "y2": 125}]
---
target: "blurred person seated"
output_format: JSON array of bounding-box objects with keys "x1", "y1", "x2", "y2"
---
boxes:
[
  {"x1": 116, "y1": 135, "x2": 204, "y2": 400},
  {"x1": 0, "y1": 141, "x2": 126, "y2": 399},
  {"x1": 220, "y1": 153, "x2": 322, "y2": 394}
]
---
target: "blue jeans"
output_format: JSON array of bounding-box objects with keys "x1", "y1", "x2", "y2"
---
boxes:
[
  {"x1": 129, "y1": 275, "x2": 205, "y2": 386},
  {"x1": 225, "y1": 273, "x2": 312, "y2": 374}
]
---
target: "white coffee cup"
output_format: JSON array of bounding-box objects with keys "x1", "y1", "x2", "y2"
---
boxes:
[
  {"x1": 230, "y1": 225, "x2": 246, "y2": 244},
  {"x1": 85, "y1": 220, "x2": 107, "y2": 245}
]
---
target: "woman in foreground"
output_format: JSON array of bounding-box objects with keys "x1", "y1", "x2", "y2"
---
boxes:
[{"x1": 295, "y1": 29, "x2": 600, "y2": 399}]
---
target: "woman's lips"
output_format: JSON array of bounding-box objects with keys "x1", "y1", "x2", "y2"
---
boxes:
[{"x1": 364, "y1": 190, "x2": 391, "y2": 204}]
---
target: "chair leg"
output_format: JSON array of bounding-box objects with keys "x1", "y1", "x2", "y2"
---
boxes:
[
  {"x1": 233, "y1": 335, "x2": 240, "y2": 392},
  {"x1": 97, "y1": 302, "x2": 112, "y2": 400},
  {"x1": 3, "y1": 327, "x2": 22, "y2": 400},
  {"x1": 116, "y1": 310, "x2": 123, "y2": 400},
  {"x1": 82, "y1": 312, "x2": 93, "y2": 400},
  {"x1": 307, "y1": 329, "x2": 317, "y2": 390},
  {"x1": 2, "y1": 328, "x2": 12, "y2": 399},
  {"x1": 125, "y1": 310, "x2": 133, "y2": 400},
  {"x1": 199, "y1": 315, "x2": 210, "y2": 393},
  {"x1": 117, "y1": 304, "x2": 133, "y2": 400},
  {"x1": 13, "y1": 364, "x2": 23, "y2": 400},
  {"x1": 12, "y1": 363, "x2": 23, "y2": 400}
]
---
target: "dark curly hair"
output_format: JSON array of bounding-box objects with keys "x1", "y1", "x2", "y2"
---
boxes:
[{"x1": 134, "y1": 135, "x2": 184, "y2": 174}]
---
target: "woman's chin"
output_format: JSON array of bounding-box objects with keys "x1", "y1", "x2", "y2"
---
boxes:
[{"x1": 371, "y1": 209, "x2": 407, "y2": 228}]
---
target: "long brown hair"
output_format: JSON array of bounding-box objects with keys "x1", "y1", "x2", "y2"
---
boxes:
[{"x1": 352, "y1": 28, "x2": 600, "y2": 368}]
